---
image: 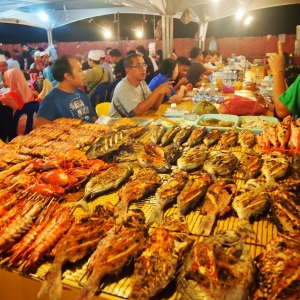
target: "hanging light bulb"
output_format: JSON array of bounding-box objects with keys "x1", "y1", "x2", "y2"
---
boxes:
[
  {"x1": 103, "y1": 29, "x2": 111, "y2": 38},
  {"x1": 236, "y1": 9, "x2": 246, "y2": 20},
  {"x1": 244, "y1": 15, "x2": 253, "y2": 25},
  {"x1": 136, "y1": 30, "x2": 143, "y2": 38}
]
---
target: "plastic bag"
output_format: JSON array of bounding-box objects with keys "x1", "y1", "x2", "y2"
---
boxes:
[{"x1": 219, "y1": 95, "x2": 267, "y2": 116}]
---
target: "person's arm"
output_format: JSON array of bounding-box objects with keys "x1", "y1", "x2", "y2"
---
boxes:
[
  {"x1": 33, "y1": 116, "x2": 52, "y2": 128},
  {"x1": 169, "y1": 85, "x2": 187, "y2": 104},
  {"x1": 132, "y1": 82, "x2": 172, "y2": 115},
  {"x1": 268, "y1": 41, "x2": 292, "y2": 118},
  {"x1": 173, "y1": 78, "x2": 189, "y2": 91}
]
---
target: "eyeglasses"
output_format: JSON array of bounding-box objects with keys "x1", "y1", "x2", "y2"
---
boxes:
[{"x1": 129, "y1": 63, "x2": 148, "y2": 69}]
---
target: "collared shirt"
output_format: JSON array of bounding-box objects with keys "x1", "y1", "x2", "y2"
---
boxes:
[{"x1": 6, "y1": 58, "x2": 20, "y2": 70}]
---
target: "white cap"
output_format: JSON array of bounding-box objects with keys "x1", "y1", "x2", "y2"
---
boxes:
[
  {"x1": 88, "y1": 50, "x2": 102, "y2": 61},
  {"x1": 0, "y1": 54, "x2": 6, "y2": 62},
  {"x1": 34, "y1": 50, "x2": 41, "y2": 58},
  {"x1": 40, "y1": 50, "x2": 50, "y2": 57}
]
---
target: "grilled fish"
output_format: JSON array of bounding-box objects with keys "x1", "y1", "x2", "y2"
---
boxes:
[
  {"x1": 203, "y1": 128, "x2": 221, "y2": 147},
  {"x1": 238, "y1": 129, "x2": 256, "y2": 149},
  {"x1": 37, "y1": 203, "x2": 115, "y2": 300},
  {"x1": 238, "y1": 151, "x2": 263, "y2": 180},
  {"x1": 177, "y1": 171, "x2": 212, "y2": 215},
  {"x1": 177, "y1": 145, "x2": 208, "y2": 171},
  {"x1": 75, "y1": 209, "x2": 148, "y2": 300},
  {"x1": 114, "y1": 168, "x2": 162, "y2": 218},
  {"x1": 164, "y1": 143, "x2": 183, "y2": 164},
  {"x1": 203, "y1": 150, "x2": 238, "y2": 182},
  {"x1": 148, "y1": 169, "x2": 189, "y2": 225},
  {"x1": 292, "y1": 153, "x2": 300, "y2": 179},
  {"x1": 161, "y1": 124, "x2": 181, "y2": 147},
  {"x1": 129, "y1": 214, "x2": 193, "y2": 300},
  {"x1": 150, "y1": 124, "x2": 166, "y2": 144},
  {"x1": 173, "y1": 125, "x2": 194, "y2": 146},
  {"x1": 195, "y1": 179, "x2": 236, "y2": 235},
  {"x1": 111, "y1": 117, "x2": 139, "y2": 131},
  {"x1": 254, "y1": 233, "x2": 300, "y2": 300},
  {"x1": 177, "y1": 229, "x2": 255, "y2": 300},
  {"x1": 77, "y1": 162, "x2": 133, "y2": 211},
  {"x1": 217, "y1": 128, "x2": 239, "y2": 150},
  {"x1": 185, "y1": 126, "x2": 207, "y2": 148},
  {"x1": 232, "y1": 179, "x2": 269, "y2": 240},
  {"x1": 137, "y1": 153, "x2": 171, "y2": 173},
  {"x1": 113, "y1": 141, "x2": 144, "y2": 163}
]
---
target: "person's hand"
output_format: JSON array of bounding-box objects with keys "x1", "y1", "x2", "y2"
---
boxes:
[
  {"x1": 268, "y1": 41, "x2": 285, "y2": 74},
  {"x1": 186, "y1": 83, "x2": 193, "y2": 92},
  {"x1": 178, "y1": 77, "x2": 189, "y2": 86},
  {"x1": 156, "y1": 81, "x2": 173, "y2": 96}
]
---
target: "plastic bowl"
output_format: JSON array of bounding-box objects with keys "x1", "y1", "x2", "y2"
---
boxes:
[
  {"x1": 260, "y1": 88, "x2": 273, "y2": 96},
  {"x1": 195, "y1": 114, "x2": 238, "y2": 132},
  {"x1": 237, "y1": 116, "x2": 278, "y2": 134}
]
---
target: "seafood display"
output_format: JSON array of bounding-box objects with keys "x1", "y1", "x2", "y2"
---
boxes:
[
  {"x1": 176, "y1": 230, "x2": 256, "y2": 300},
  {"x1": 1, "y1": 114, "x2": 300, "y2": 300}
]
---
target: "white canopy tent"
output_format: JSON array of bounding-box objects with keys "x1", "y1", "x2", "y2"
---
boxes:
[{"x1": 0, "y1": 0, "x2": 299, "y2": 58}]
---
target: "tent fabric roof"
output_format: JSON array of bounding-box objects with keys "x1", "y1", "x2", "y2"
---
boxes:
[{"x1": 0, "y1": 0, "x2": 299, "y2": 30}]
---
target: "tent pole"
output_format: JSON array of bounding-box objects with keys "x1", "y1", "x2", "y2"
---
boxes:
[
  {"x1": 117, "y1": 12, "x2": 120, "y2": 50},
  {"x1": 47, "y1": 29, "x2": 53, "y2": 45},
  {"x1": 161, "y1": 14, "x2": 174, "y2": 59}
]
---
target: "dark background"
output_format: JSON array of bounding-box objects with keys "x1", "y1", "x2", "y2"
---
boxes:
[{"x1": 0, "y1": 4, "x2": 299, "y2": 44}]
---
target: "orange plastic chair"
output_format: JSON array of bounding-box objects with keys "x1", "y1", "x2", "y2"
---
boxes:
[{"x1": 95, "y1": 102, "x2": 111, "y2": 117}]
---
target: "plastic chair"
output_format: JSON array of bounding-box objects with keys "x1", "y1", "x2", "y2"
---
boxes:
[
  {"x1": 8, "y1": 101, "x2": 40, "y2": 141},
  {"x1": 95, "y1": 102, "x2": 111, "y2": 117},
  {"x1": 106, "y1": 78, "x2": 122, "y2": 103},
  {"x1": 90, "y1": 82, "x2": 109, "y2": 110}
]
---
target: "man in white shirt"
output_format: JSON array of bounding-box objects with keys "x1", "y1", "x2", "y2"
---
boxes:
[{"x1": 3, "y1": 50, "x2": 20, "y2": 70}]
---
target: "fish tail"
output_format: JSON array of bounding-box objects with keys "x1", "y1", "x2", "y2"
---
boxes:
[
  {"x1": 75, "y1": 272, "x2": 104, "y2": 300},
  {"x1": 74, "y1": 198, "x2": 90, "y2": 212},
  {"x1": 237, "y1": 219, "x2": 259, "y2": 241},
  {"x1": 114, "y1": 200, "x2": 129, "y2": 219},
  {"x1": 37, "y1": 262, "x2": 62, "y2": 300},
  {"x1": 194, "y1": 214, "x2": 215, "y2": 235},
  {"x1": 147, "y1": 207, "x2": 164, "y2": 225}
]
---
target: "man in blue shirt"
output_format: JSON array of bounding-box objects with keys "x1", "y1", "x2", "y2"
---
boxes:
[{"x1": 33, "y1": 55, "x2": 97, "y2": 128}]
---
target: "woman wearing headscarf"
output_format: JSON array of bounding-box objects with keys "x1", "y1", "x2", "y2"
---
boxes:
[
  {"x1": 43, "y1": 65, "x2": 58, "y2": 87},
  {"x1": 27, "y1": 58, "x2": 44, "y2": 75}
]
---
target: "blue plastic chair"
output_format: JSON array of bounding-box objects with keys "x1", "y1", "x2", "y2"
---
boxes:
[
  {"x1": 9, "y1": 101, "x2": 40, "y2": 141},
  {"x1": 90, "y1": 82, "x2": 109, "y2": 110},
  {"x1": 106, "y1": 78, "x2": 122, "y2": 103}
]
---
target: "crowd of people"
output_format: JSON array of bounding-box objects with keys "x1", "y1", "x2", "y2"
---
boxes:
[{"x1": 0, "y1": 40, "x2": 298, "y2": 142}]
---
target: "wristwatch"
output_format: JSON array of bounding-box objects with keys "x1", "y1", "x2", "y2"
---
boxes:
[{"x1": 264, "y1": 102, "x2": 269, "y2": 109}]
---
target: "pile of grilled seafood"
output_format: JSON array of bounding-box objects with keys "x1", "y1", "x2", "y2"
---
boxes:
[{"x1": 1, "y1": 115, "x2": 300, "y2": 299}]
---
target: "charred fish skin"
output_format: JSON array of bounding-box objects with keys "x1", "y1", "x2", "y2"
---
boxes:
[
  {"x1": 232, "y1": 179, "x2": 269, "y2": 240},
  {"x1": 177, "y1": 145, "x2": 208, "y2": 171},
  {"x1": 160, "y1": 124, "x2": 181, "y2": 147},
  {"x1": 203, "y1": 128, "x2": 221, "y2": 147},
  {"x1": 129, "y1": 214, "x2": 192, "y2": 300},
  {"x1": 137, "y1": 153, "x2": 171, "y2": 173},
  {"x1": 177, "y1": 171, "x2": 212, "y2": 215},
  {"x1": 238, "y1": 129, "x2": 256, "y2": 149},
  {"x1": 186, "y1": 126, "x2": 207, "y2": 148},
  {"x1": 177, "y1": 230, "x2": 255, "y2": 300},
  {"x1": 217, "y1": 128, "x2": 239, "y2": 150},
  {"x1": 254, "y1": 234, "x2": 300, "y2": 300},
  {"x1": 238, "y1": 152, "x2": 263, "y2": 180},
  {"x1": 150, "y1": 124, "x2": 166, "y2": 144},
  {"x1": 164, "y1": 143, "x2": 183, "y2": 164},
  {"x1": 148, "y1": 169, "x2": 189, "y2": 225},
  {"x1": 292, "y1": 153, "x2": 300, "y2": 180},
  {"x1": 173, "y1": 125, "x2": 194, "y2": 146}
]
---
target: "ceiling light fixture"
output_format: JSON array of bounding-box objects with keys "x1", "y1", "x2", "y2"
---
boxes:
[
  {"x1": 244, "y1": 14, "x2": 253, "y2": 25},
  {"x1": 38, "y1": 11, "x2": 49, "y2": 21}
]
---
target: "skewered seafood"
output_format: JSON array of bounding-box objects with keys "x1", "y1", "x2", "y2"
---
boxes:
[
  {"x1": 195, "y1": 179, "x2": 236, "y2": 236},
  {"x1": 203, "y1": 150, "x2": 238, "y2": 182},
  {"x1": 148, "y1": 169, "x2": 189, "y2": 224},
  {"x1": 177, "y1": 171, "x2": 212, "y2": 215},
  {"x1": 37, "y1": 203, "x2": 115, "y2": 300},
  {"x1": 114, "y1": 168, "x2": 162, "y2": 218},
  {"x1": 177, "y1": 145, "x2": 208, "y2": 171},
  {"x1": 75, "y1": 209, "x2": 148, "y2": 300},
  {"x1": 261, "y1": 151, "x2": 290, "y2": 186},
  {"x1": 177, "y1": 229, "x2": 255, "y2": 300},
  {"x1": 254, "y1": 233, "x2": 300, "y2": 300},
  {"x1": 232, "y1": 179, "x2": 269, "y2": 240},
  {"x1": 129, "y1": 214, "x2": 193, "y2": 300}
]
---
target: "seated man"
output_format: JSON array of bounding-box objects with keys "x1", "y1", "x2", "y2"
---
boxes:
[
  {"x1": 268, "y1": 41, "x2": 300, "y2": 120},
  {"x1": 186, "y1": 47, "x2": 212, "y2": 87},
  {"x1": 109, "y1": 53, "x2": 172, "y2": 118},
  {"x1": 33, "y1": 55, "x2": 97, "y2": 128},
  {"x1": 173, "y1": 56, "x2": 193, "y2": 91},
  {"x1": 84, "y1": 50, "x2": 108, "y2": 99}
]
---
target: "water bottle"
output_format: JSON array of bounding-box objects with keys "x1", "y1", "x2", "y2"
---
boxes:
[
  {"x1": 204, "y1": 88, "x2": 212, "y2": 102},
  {"x1": 255, "y1": 68, "x2": 260, "y2": 83},
  {"x1": 197, "y1": 86, "x2": 205, "y2": 100},
  {"x1": 214, "y1": 88, "x2": 219, "y2": 103},
  {"x1": 170, "y1": 103, "x2": 177, "y2": 114}
]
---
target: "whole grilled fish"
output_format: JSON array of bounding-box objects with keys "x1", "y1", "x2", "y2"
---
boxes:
[
  {"x1": 238, "y1": 151, "x2": 263, "y2": 180},
  {"x1": 85, "y1": 131, "x2": 130, "y2": 159},
  {"x1": 185, "y1": 126, "x2": 207, "y2": 148},
  {"x1": 77, "y1": 162, "x2": 133, "y2": 211},
  {"x1": 177, "y1": 145, "x2": 208, "y2": 171},
  {"x1": 75, "y1": 209, "x2": 148, "y2": 300},
  {"x1": 292, "y1": 153, "x2": 300, "y2": 179},
  {"x1": 150, "y1": 124, "x2": 166, "y2": 144},
  {"x1": 137, "y1": 153, "x2": 171, "y2": 173},
  {"x1": 195, "y1": 179, "x2": 236, "y2": 236},
  {"x1": 203, "y1": 128, "x2": 221, "y2": 147},
  {"x1": 114, "y1": 168, "x2": 162, "y2": 218},
  {"x1": 148, "y1": 169, "x2": 189, "y2": 225},
  {"x1": 37, "y1": 203, "x2": 115, "y2": 300},
  {"x1": 177, "y1": 229, "x2": 255, "y2": 300},
  {"x1": 113, "y1": 141, "x2": 144, "y2": 163},
  {"x1": 238, "y1": 129, "x2": 256, "y2": 149},
  {"x1": 217, "y1": 128, "x2": 239, "y2": 150},
  {"x1": 203, "y1": 150, "x2": 238, "y2": 182},
  {"x1": 177, "y1": 171, "x2": 212, "y2": 215},
  {"x1": 164, "y1": 143, "x2": 183, "y2": 164},
  {"x1": 129, "y1": 214, "x2": 193, "y2": 300},
  {"x1": 161, "y1": 124, "x2": 181, "y2": 147},
  {"x1": 232, "y1": 179, "x2": 269, "y2": 240},
  {"x1": 254, "y1": 233, "x2": 300, "y2": 300},
  {"x1": 173, "y1": 125, "x2": 194, "y2": 146}
]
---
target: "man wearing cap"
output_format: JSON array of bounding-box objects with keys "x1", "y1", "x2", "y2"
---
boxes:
[
  {"x1": 33, "y1": 55, "x2": 97, "y2": 128},
  {"x1": 3, "y1": 50, "x2": 20, "y2": 70},
  {"x1": 29, "y1": 50, "x2": 41, "y2": 69},
  {"x1": 84, "y1": 50, "x2": 108, "y2": 99},
  {"x1": 46, "y1": 40, "x2": 58, "y2": 63}
]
